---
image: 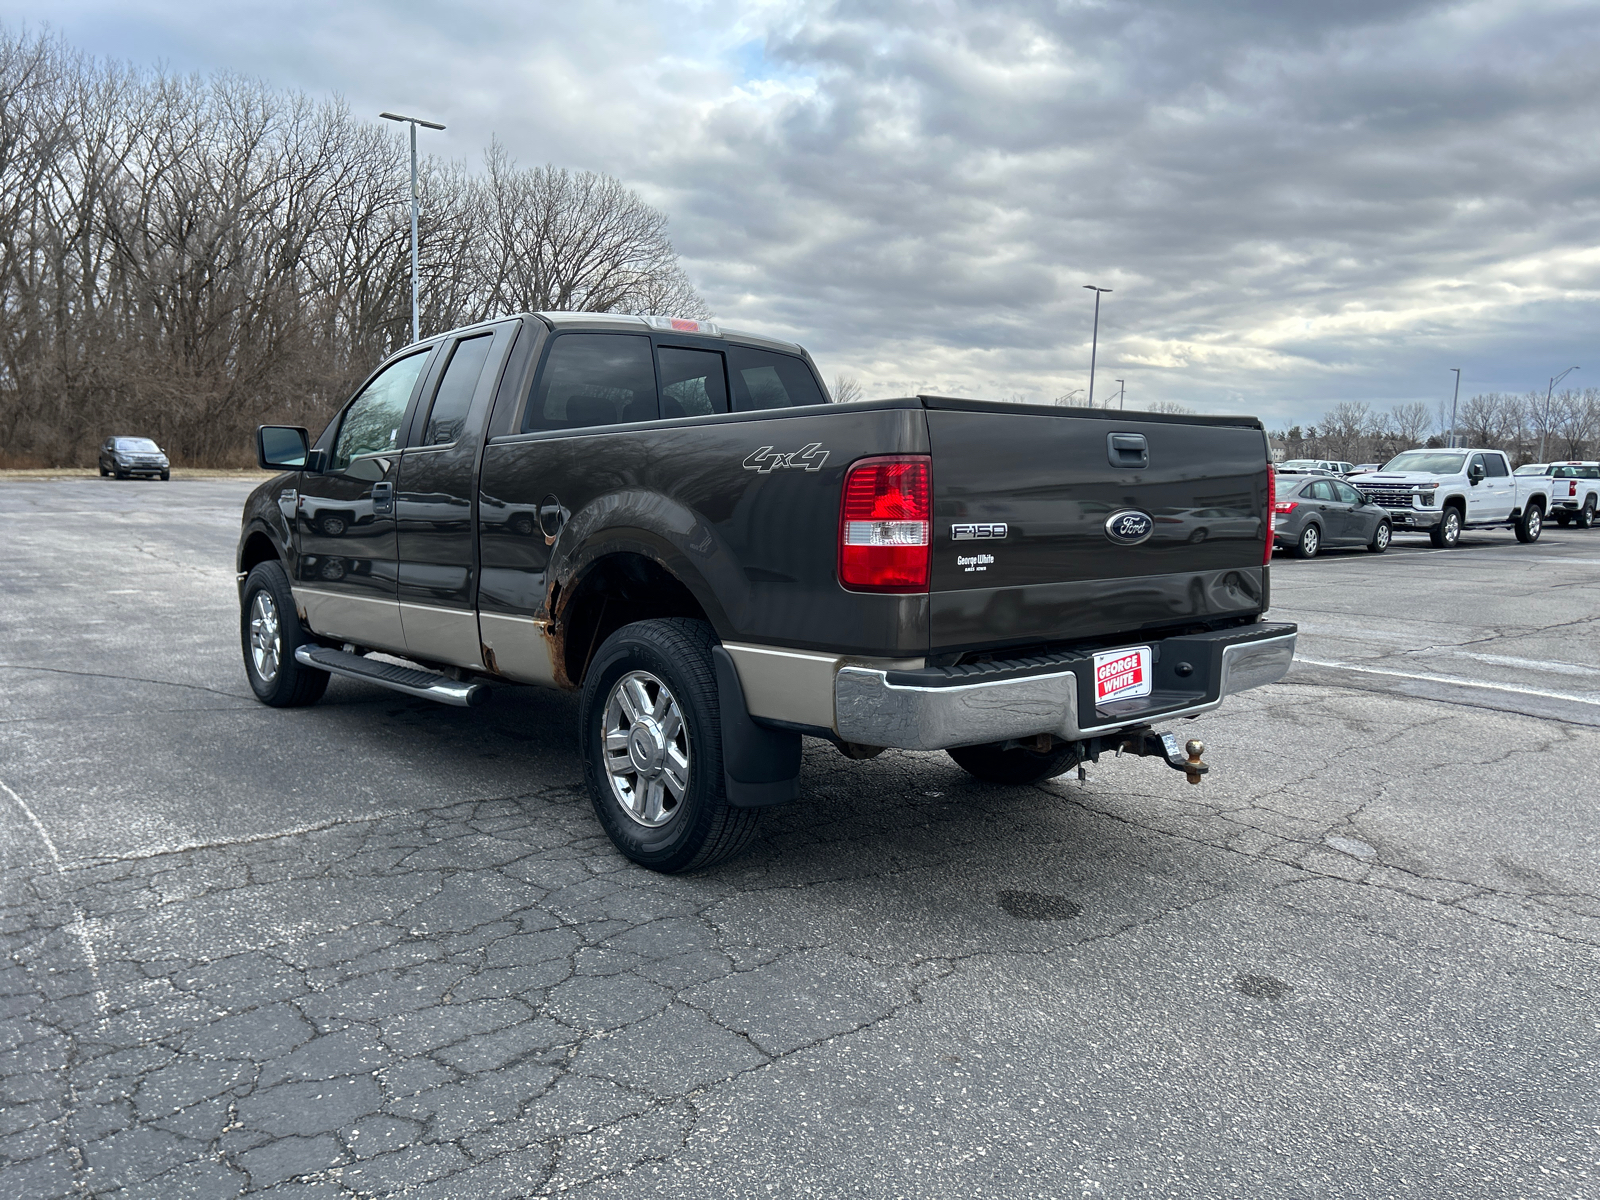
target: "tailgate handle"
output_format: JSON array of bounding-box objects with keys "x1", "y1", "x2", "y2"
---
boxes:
[{"x1": 1107, "y1": 432, "x2": 1148, "y2": 469}]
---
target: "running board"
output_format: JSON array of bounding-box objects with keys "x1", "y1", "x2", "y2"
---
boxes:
[{"x1": 294, "y1": 645, "x2": 488, "y2": 707}]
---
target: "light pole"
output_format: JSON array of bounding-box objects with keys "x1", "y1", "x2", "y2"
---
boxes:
[
  {"x1": 1083, "y1": 285, "x2": 1111, "y2": 408},
  {"x1": 380, "y1": 111, "x2": 446, "y2": 344},
  {"x1": 1115, "y1": 379, "x2": 1125, "y2": 411},
  {"x1": 1540, "y1": 366, "x2": 1578, "y2": 462},
  {"x1": 1448, "y1": 368, "x2": 1460, "y2": 449}
]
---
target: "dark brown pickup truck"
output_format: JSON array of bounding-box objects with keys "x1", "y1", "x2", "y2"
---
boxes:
[{"x1": 238, "y1": 311, "x2": 1296, "y2": 871}]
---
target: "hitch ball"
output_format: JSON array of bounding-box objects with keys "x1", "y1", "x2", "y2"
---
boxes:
[{"x1": 1184, "y1": 739, "x2": 1207, "y2": 785}]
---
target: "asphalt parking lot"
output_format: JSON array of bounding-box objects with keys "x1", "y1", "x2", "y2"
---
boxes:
[{"x1": 2, "y1": 477, "x2": 1596, "y2": 1199}]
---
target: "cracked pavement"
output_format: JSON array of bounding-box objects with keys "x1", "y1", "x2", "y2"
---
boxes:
[{"x1": 1, "y1": 478, "x2": 1596, "y2": 1198}]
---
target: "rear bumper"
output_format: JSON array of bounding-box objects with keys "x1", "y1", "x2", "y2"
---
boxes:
[{"x1": 833, "y1": 622, "x2": 1297, "y2": 752}]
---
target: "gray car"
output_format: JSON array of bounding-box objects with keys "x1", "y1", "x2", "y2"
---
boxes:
[
  {"x1": 1273, "y1": 475, "x2": 1391, "y2": 558},
  {"x1": 98, "y1": 436, "x2": 170, "y2": 480}
]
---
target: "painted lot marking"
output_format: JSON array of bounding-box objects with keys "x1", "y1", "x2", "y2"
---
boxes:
[{"x1": 1293, "y1": 656, "x2": 1600, "y2": 707}]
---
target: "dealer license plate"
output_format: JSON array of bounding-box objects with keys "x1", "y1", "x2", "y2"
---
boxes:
[{"x1": 1093, "y1": 645, "x2": 1153, "y2": 707}]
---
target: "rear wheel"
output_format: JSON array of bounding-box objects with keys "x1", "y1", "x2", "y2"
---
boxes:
[
  {"x1": 1429, "y1": 506, "x2": 1462, "y2": 548},
  {"x1": 241, "y1": 561, "x2": 328, "y2": 707},
  {"x1": 1367, "y1": 520, "x2": 1392, "y2": 553},
  {"x1": 1578, "y1": 499, "x2": 1596, "y2": 530},
  {"x1": 580, "y1": 618, "x2": 761, "y2": 873},
  {"x1": 1294, "y1": 523, "x2": 1321, "y2": 559},
  {"x1": 947, "y1": 740, "x2": 1079, "y2": 785},
  {"x1": 1515, "y1": 503, "x2": 1543, "y2": 544}
]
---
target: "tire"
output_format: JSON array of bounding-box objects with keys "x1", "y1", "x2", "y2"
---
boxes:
[
  {"x1": 99, "y1": 464, "x2": 109, "y2": 477},
  {"x1": 1187, "y1": 528, "x2": 1208, "y2": 544},
  {"x1": 947, "y1": 740, "x2": 1079, "y2": 785},
  {"x1": 1294, "y1": 523, "x2": 1321, "y2": 559},
  {"x1": 114, "y1": 467, "x2": 127, "y2": 480},
  {"x1": 160, "y1": 470, "x2": 170, "y2": 481},
  {"x1": 1578, "y1": 499, "x2": 1596, "y2": 530},
  {"x1": 317, "y1": 514, "x2": 348, "y2": 537},
  {"x1": 241, "y1": 561, "x2": 329, "y2": 707},
  {"x1": 1515, "y1": 503, "x2": 1543, "y2": 544},
  {"x1": 1429, "y1": 506, "x2": 1462, "y2": 548},
  {"x1": 1367, "y1": 520, "x2": 1392, "y2": 553},
  {"x1": 579, "y1": 618, "x2": 761, "y2": 873}
]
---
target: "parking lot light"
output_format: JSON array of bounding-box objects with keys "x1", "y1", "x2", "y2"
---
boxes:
[
  {"x1": 1540, "y1": 367, "x2": 1579, "y2": 462},
  {"x1": 380, "y1": 111, "x2": 447, "y2": 344}
]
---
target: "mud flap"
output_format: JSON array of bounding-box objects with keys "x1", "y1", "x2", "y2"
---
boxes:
[{"x1": 712, "y1": 646, "x2": 802, "y2": 807}]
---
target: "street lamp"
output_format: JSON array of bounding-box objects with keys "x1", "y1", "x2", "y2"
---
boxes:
[
  {"x1": 1115, "y1": 379, "x2": 1125, "y2": 411},
  {"x1": 380, "y1": 111, "x2": 446, "y2": 344},
  {"x1": 1540, "y1": 366, "x2": 1579, "y2": 462},
  {"x1": 1448, "y1": 368, "x2": 1460, "y2": 449},
  {"x1": 1083, "y1": 285, "x2": 1112, "y2": 408}
]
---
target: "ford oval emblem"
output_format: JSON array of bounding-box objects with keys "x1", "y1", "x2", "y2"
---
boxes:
[{"x1": 1105, "y1": 510, "x2": 1154, "y2": 546}]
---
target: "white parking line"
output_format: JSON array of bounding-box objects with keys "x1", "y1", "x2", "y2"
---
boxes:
[
  {"x1": 1434, "y1": 650, "x2": 1600, "y2": 678},
  {"x1": 1293, "y1": 656, "x2": 1600, "y2": 706}
]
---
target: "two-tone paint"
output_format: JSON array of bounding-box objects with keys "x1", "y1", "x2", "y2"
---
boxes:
[{"x1": 239, "y1": 312, "x2": 1285, "y2": 742}]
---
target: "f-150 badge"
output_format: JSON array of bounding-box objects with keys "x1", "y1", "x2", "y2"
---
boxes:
[
  {"x1": 743, "y1": 443, "x2": 829, "y2": 473},
  {"x1": 952, "y1": 523, "x2": 1007, "y2": 540}
]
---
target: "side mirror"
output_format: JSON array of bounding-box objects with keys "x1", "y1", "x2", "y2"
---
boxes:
[
  {"x1": 1468, "y1": 463, "x2": 1485, "y2": 483},
  {"x1": 258, "y1": 426, "x2": 309, "y2": 470}
]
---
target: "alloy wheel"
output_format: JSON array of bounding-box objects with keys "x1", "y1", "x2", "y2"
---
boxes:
[
  {"x1": 602, "y1": 670, "x2": 690, "y2": 828},
  {"x1": 248, "y1": 591, "x2": 281, "y2": 683}
]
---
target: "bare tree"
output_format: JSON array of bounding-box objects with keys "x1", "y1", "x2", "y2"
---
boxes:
[
  {"x1": 1145, "y1": 400, "x2": 1192, "y2": 414},
  {"x1": 831, "y1": 374, "x2": 862, "y2": 403},
  {"x1": 0, "y1": 27, "x2": 709, "y2": 467},
  {"x1": 1389, "y1": 402, "x2": 1430, "y2": 448}
]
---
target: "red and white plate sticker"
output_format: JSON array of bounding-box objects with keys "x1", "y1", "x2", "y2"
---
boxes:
[{"x1": 1093, "y1": 645, "x2": 1153, "y2": 706}]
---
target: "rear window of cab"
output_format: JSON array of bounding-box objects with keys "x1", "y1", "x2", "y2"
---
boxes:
[{"x1": 522, "y1": 332, "x2": 826, "y2": 434}]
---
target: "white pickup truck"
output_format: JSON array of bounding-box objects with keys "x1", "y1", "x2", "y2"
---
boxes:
[
  {"x1": 1520, "y1": 461, "x2": 1599, "y2": 528},
  {"x1": 1352, "y1": 449, "x2": 1552, "y2": 548}
]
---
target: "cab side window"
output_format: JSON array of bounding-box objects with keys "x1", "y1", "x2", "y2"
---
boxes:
[
  {"x1": 658, "y1": 347, "x2": 729, "y2": 418},
  {"x1": 1484, "y1": 454, "x2": 1508, "y2": 477},
  {"x1": 421, "y1": 333, "x2": 495, "y2": 446},
  {"x1": 333, "y1": 350, "x2": 431, "y2": 470},
  {"x1": 725, "y1": 346, "x2": 826, "y2": 411},
  {"x1": 525, "y1": 334, "x2": 657, "y2": 432}
]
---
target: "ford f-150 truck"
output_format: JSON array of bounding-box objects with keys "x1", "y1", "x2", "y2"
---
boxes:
[
  {"x1": 1353, "y1": 449, "x2": 1551, "y2": 548},
  {"x1": 238, "y1": 311, "x2": 1296, "y2": 871}
]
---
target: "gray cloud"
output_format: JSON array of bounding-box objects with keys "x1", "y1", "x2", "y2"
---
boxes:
[{"x1": 23, "y1": 0, "x2": 1600, "y2": 426}]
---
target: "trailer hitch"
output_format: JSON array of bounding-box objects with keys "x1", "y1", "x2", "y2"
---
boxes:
[{"x1": 1118, "y1": 728, "x2": 1209, "y2": 785}]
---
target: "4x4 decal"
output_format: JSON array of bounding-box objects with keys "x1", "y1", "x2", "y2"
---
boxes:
[{"x1": 743, "y1": 443, "x2": 829, "y2": 473}]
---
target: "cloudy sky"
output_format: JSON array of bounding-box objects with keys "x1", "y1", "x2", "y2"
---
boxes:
[{"x1": 15, "y1": 0, "x2": 1600, "y2": 427}]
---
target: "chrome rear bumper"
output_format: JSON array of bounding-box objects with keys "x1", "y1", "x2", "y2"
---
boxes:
[{"x1": 834, "y1": 624, "x2": 1296, "y2": 752}]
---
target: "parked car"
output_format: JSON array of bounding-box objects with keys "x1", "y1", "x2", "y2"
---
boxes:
[
  {"x1": 1273, "y1": 475, "x2": 1391, "y2": 558},
  {"x1": 237, "y1": 310, "x2": 1296, "y2": 872},
  {"x1": 98, "y1": 436, "x2": 169, "y2": 480},
  {"x1": 1350, "y1": 463, "x2": 1381, "y2": 475},
  {"x1": 1279, "y1": 458, "x2": 1354, "y2": 475},
  {"x1": 1352, "y1": 449, "x2": 1551, "y2": 547},
  {"x1": 1544, "y1": 462, "x2": 1599, "y2": 528}
]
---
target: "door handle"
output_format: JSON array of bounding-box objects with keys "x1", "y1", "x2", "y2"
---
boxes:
[{"x1": 372, "y1": 481, "x2": 394, "y2": 515}]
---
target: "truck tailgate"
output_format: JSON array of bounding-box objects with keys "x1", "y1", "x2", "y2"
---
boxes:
[{"x1": 924, "y1": 398, "x2": 1270, "y2": 654}]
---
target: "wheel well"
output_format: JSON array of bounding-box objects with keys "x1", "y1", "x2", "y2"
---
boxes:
[
  {"x1": 559, "y1": 553, "x2": 710, "y2": 686},
  {"x1": 240, "y1": 532, "x2": 279, "y2": 574}
]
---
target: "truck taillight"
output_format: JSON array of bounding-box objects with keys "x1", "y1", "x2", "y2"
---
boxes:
[
  {"x1": 1264, "y1": 465, "x2": 1276, "y2": 563},
  {"x1": 839, "y1": 456, "x2": 931, "y2": 593}
]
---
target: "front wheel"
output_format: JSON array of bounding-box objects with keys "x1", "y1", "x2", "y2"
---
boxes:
[
  {"x1": 580, "y1": 619, "x2": 761, "y2": 873},
  {"x1": 947, "y1": 740, "x2": 1079, "y2": 785},
  {"x1": 1515, "y1": 503, "x2": 1543, "y2": 544},
  {"x1": 1429, "y1": 507, "x2": 1462, "y2": 548},
  {"x1": 241, "y1": 561, "x2": 329, "y2": 707},
  {"x1": 160, "y1": 470, "x2": 170, "y2": 481},
  {"x1": 1367, "y1": 520, "x2": 1392, "y2": 553},
  {"x1": 1294, "y1": 523, "x2": 1321, "y2": 559}
]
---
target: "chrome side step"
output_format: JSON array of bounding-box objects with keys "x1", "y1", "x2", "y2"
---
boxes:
[{"x1": 294, "y1": 645, "x2": 488, "y2": 708}]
